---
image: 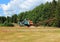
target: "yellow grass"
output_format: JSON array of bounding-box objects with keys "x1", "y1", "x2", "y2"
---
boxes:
[{"x1": 0, "y1": 26, "x2": 60, "y2": 42}]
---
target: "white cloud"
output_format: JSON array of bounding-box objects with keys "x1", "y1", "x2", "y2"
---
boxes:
[
  {"x1": 0, "y1": 0, "x2": 52, "y2": 16},
  {"x1": 0, "y1": 14, "x2": 2, "y2": 16}
]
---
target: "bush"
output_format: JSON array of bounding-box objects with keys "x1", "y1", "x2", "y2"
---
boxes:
[
  {"x1": 1, "y1": 21, "x2": 14, "y2": 27},
  {"x1": 0, "y1": 24, "x2": 4, "y2": 26},
  {"x1": 0, "y1": 23, "x2": 14, "y2": 27},
  {"x1": 4, "y1": 23, "x2": 14, "y2": 27},
  {"x1": 0, "y1": 20, "x2": 14, "y2": 27}
]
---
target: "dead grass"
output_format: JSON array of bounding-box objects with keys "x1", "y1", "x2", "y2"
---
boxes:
[{"x1": 0, "y1": 26, "x2": 60, "y2": 42}]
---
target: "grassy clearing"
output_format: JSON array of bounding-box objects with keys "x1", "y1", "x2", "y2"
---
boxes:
[{"x1": 0, "y1": 26, "x2": 60, "y2": 42}]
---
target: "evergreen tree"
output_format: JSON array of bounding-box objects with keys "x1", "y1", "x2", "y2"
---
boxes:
[{"x1": 12, "y1": 14, "x2": 18, "y2": 23}]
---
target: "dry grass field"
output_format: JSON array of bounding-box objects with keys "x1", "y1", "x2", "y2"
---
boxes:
[{"x1": 0, "y1": 26, "x2": 60, "y2": 42}]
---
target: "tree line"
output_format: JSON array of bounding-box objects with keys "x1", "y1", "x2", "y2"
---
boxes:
[{"x1": 0, "y1": 0, "x2": 60, "y2": 27}]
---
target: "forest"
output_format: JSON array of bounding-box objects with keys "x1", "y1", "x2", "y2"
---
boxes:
[{"x1": 0, "y1": 0, "x2": 60, "y2": 27}]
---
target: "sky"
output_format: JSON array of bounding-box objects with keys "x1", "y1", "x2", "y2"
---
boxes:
[{"x1": 0, "y1": 0, "x2": 53, "y2": 17}]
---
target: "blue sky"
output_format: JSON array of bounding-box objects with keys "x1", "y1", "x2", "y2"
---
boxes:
[
  {"x1": 0, "y1": 0, "x2": 53, "y2": 16},
  {"x1": 0, "y1": 0, "x2": 10, "y2": 4},
  {"x1": 0, "y1": 0, "x2": 10, "y2": 16}
]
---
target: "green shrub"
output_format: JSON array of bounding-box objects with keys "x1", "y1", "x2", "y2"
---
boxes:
[
  {"x1": 1, "y1": 21, "x2": 14, "y2": 27},
  {"x1": 0, "y1": 24, "x2": 4, "y2": 26},
  {"x1": 0, "y1": 22, "x2": 14, "y2": 27},
  {"x1": 4, "y1": 23, "x2": 14, "y2": 27}
]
